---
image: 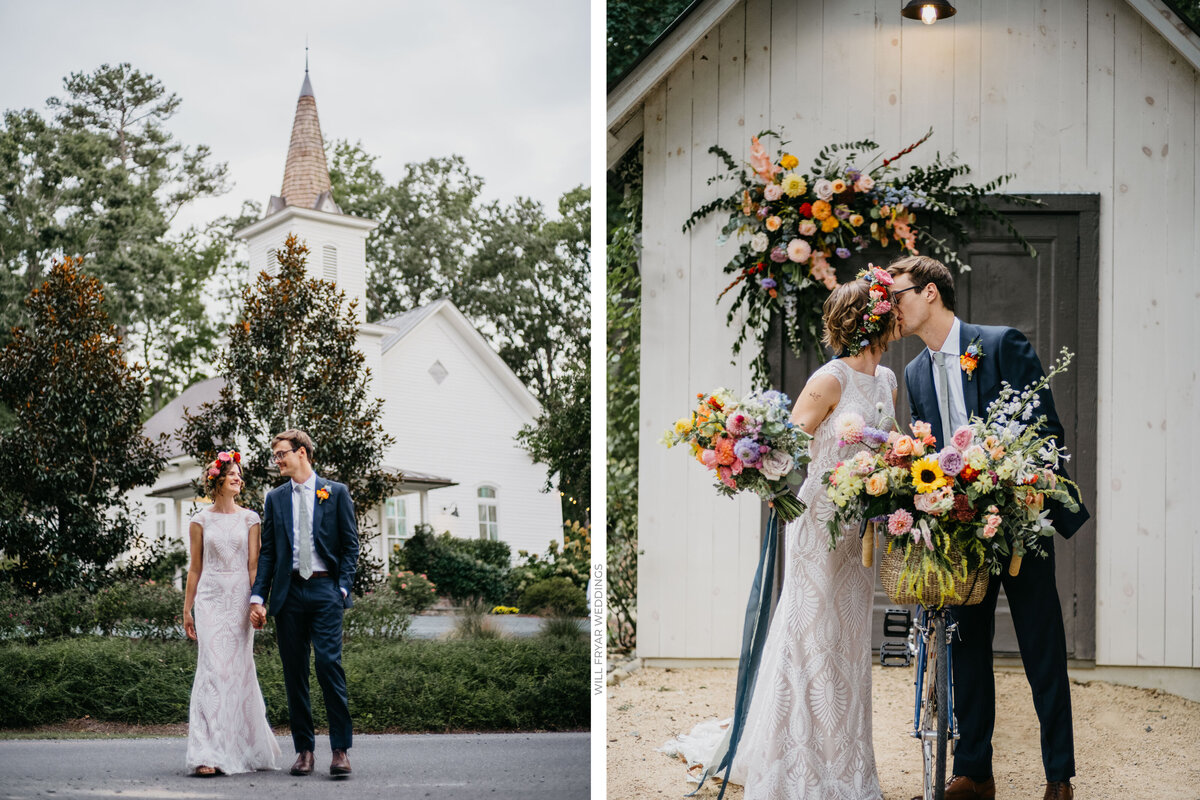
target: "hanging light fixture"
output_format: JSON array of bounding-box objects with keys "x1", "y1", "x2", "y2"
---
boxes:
[{"x1": 901, "y1": 0, "x2": 956, "y2": 24}]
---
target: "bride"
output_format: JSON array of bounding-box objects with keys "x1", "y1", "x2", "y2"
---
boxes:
[{"x1": 666, "y1": 271, "x2": 898, "y2": 800}]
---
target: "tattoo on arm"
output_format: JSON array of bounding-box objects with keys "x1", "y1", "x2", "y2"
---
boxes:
[{"x1": 808, "y1": 391, "x2": 821, "y2": 401}]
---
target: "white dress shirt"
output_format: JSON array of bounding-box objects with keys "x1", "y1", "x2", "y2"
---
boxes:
[{"x1": 930, "y1": 317, "x2": 968, "y2": 433}]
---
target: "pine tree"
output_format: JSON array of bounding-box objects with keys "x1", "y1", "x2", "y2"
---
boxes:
[
  {"x1": 0, "y1": 257, "x2": 165, "y2": 593},
  {"x1": 181, "y1": 235, "x2": 398, "y2": 592}
]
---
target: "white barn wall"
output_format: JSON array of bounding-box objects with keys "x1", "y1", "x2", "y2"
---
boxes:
[
  {"x1": 377, "y1": 314, "x2": 563, "y2": 561},
  {"x1": 635, "y1": 0, "x2": 1200, "y2": 667}
]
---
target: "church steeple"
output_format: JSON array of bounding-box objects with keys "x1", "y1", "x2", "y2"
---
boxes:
[{"x1": 275, "y1": 67, "x2": 339, "y2": 214}]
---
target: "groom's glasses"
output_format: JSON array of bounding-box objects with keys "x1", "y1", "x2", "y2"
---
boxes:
[{"x1": 271, "y1": 448, "x2": 297, "y2": 463}]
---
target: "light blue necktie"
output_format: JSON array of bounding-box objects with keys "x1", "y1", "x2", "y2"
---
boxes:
[
  {"x1": 295, "y1": 482, "x2": 313, "y2": 579},
  {"x1": 932, "y1": 351, "x2": 954, "y2": 440}
]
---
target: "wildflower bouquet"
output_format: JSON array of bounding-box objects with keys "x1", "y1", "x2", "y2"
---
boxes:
[
  {"x1": 683, "y1": 128, "x2": 1038, "y2": 386},
  {"x1": 662, "y1": 388, "x2": 813, "y2": 522},
  {"x1": 822, "y1": 349, "x2": 1081, "y2": 606}
]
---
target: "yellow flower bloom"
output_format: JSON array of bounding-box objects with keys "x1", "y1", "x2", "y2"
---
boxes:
[
  {"x1": 781, "y1": 172, "x2": 807, "y2": 198},
  {"x1": 674, "y1": 416, "x2": 693, "y2": 435},
  {"x1": 780, "y1": 153, "x2": 799, "y2": 170},
  {"x1": 821, "y1": 217, "x2": 840, "y2": 233},
  {"x1": 911, "y1": 457, "x2": 949, "y2": 493},
  {"x1": 849, "y1": 213, "x2": 865, "y2": 227}
]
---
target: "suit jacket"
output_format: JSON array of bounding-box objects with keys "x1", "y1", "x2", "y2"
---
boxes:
[
  {"x1": 903, "y1": 321, "x2": 1090, "y2": 539},
  {"x1": 251, "y1": 473, "x2": 359, "y2": 616}
]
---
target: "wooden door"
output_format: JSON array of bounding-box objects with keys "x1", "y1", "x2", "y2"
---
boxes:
[{"x1": 767, "y1": 195, "x2": 1098, "y2": 659}]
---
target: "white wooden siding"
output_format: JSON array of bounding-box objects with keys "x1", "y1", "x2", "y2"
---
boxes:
[{"x1": 635, "y1": 0, "x2": 1200, "y2": 667}]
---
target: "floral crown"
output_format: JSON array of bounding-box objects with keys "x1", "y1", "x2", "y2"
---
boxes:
[
  {"x1": 205, "y1": 450, "x2": 242, "y2": 483},
  {"x1": 844, "y1": 266, "x2": 895, "y2": 356}
]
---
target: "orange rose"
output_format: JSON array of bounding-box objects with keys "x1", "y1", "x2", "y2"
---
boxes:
[{"x1": 892, "y1": 436, "x2": 915, "y2": 457}]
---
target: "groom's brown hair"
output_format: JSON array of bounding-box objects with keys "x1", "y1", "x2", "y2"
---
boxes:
[
  {"x1": 887, "y1": 255, "x2": 956, "y2": 312},
  {"x1": 272, "y1": 429, "x2": 315, "y2": 463}
]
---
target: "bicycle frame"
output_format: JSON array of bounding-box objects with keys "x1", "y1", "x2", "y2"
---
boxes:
[{"x1": 909, "y1": 606, "x2": 960, "y2": 800}]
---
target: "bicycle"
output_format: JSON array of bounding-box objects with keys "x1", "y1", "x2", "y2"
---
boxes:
[{"x1": 881, "y1": 604, "x2": 959, "y2": 800}]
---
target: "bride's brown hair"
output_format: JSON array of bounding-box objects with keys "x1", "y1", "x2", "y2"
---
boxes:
[{"x1": 821, "y1": 280, "x2": 896, "y2": 356}]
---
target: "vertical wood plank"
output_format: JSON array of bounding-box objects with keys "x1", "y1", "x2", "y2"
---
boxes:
[
  {"x1": 1133, "y1": 18, "x2": 1169, "y2": 667},
  {"x1": 686, "y1": 31, "x2": 721, "y2": 659},
  {"x1": 951, "y1": 0, "x2": 983, "y2": 165},
  {"x1": 1086, "y1": 0, "x2": 1120, "y2": 665},
  {"x1": 1057, "y1": 0, "x2": 1089, "y2": 189},
  {"x1": 636, "y1": 83, "x2": 673, "y2": 659},
  {"x1": 712, "y1": 4, "x2": 752, "y2": 656},
  {"x1": 977, "y1": 0, "x2": 1012, "y2": 181},
  {"x1": 874, "y1": 0, "x2": 903, "y2": 148},
  {"x1": 1162, "y1": 51, "x2": 1198, "y2": 667}
]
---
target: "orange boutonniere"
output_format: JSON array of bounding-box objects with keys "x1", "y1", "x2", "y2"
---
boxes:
[
  {"x1": 316, "y1": 486, "x2": 330, "y2": 504},
  {"x1": 960, "y1": 337, "x2": 985, "y2": 380}
]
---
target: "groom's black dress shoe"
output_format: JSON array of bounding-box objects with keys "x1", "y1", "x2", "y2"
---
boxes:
[
  {"x1": 290, "y1": 751, "x2": 315, "y2": 776},
  {"x1": 330, "y1": 748, "x2": 352, "y2": 776},
  {"x1": 911, "y1": 775, "x2": 995, "y2": 800}
]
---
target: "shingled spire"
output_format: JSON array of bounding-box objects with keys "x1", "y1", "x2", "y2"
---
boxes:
[{"x1": 276, "y1": 68, "x2": 339, "y2": 213}]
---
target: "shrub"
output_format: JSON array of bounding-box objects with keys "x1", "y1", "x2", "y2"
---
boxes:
[
  {"x1": 0, "y1": 636, "x2": 588, "y2": 731},
  {"x1": 539, "y1": 612, "x2": 587, "y2": 642},
  {"x1": 402, "y1": 525, "x2": 509, "y2": 604},
  {"x1": 91, "y1": 580, "x2": 183, "y2": 638},
  {"x1": 449, "y1": 537, "x2": 511, "y2": 569},
  {"x1": 506, "y1": 521, "x2": 591, "y2": 604},
  {"x1": 518, "y1": 577, "x2": 586, "y2": 617},
  {"x1": 389, "y1": 571, "x2": 438, "y2": 613},
  {"x1": 342, "y1": 590, "x2": 411, "y2": 639}
]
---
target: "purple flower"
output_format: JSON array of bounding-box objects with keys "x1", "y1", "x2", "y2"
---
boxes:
[
  {"x1": 734, "y1": 437, "x2": 763, "y2": 465},
  {"x1": 835, "y1": 247, "x2": 851, "y2": 259},
  {"x1": 770, "y1": 247, "x2": 788, "y2": 263},
  {"x1": 863, "y1": 426, "x2": 890, "y2": 445},
  {"x1": 938, "y1": 448, "x2": 964, "y2": 477},
  {"x1": 756, "y1": 206, "x2": 771, "y2": 219},
  {"x1": 760, "y1": 277, "x2": 777, "y2": 289},
  {"x1": 834, "y1": 205, "x2": 852, "y2": 220}
]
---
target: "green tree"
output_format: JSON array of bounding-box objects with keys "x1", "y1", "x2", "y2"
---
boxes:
[
  {"x1": 607, "y1": 148, "x2": 643, "y2": 650},
  {"x1": 0, "y1": 257, "x2": 165, "y2": 595},
  {"x1": 607, "y1": 0, "x2": 695, "y2": 85},
  {"x1": 180, "y1": 234, "x2": 399, "y2": 593},
  {"x1": 0, "y1": 63, "x2": 231, "y2": 413}
]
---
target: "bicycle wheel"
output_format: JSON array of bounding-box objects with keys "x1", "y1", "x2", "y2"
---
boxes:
[{"x1": 933, "y1": 613, "x2": 950, "y2": 800}]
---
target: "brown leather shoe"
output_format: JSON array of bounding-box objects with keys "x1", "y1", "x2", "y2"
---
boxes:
[
  {"x1": 289, "y1": 750, "x2": 314, "y2": 776},
  {"x1": 1043, "y1": 781, "x2": 1074, "y2": 800},
  {"x1": 913, "y1": 774, "x2": 997, "y2": 800},
  {"x1": 330, "y1": 748, "x2": 352, "y2": 776}
]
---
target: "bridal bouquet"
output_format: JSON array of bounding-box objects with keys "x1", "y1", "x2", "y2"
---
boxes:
[
  {"x1": 661, "y1": 388, "x2": 813, "y2": 522},
  {"x1": 823, "y1": 349, "x2": 1081, "y2": 604}
]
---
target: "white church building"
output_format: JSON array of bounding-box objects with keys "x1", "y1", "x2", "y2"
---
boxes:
[{"x1": 130, "y1": 70, "x2": 564, "y2": 573}]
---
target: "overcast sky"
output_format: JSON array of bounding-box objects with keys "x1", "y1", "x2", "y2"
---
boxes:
[{"x1": 0, "y1": 0, "x2": 590, "y2": 233}]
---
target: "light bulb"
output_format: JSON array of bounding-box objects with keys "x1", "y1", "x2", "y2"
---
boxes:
[{"x1": 920, "y1": 4, "x2": 938, "y2": 24}]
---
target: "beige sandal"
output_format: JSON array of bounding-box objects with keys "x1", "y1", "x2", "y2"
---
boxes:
[{"x1": 194, "y1": 765, "x2": 217, "y2": 777}]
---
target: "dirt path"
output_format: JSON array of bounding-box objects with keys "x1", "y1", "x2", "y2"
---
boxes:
[{"x1": 607, "y1": 665, "x2": 1200, "y2": 799}]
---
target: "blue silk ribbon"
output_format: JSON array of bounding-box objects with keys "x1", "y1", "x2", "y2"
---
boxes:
[{"x1": 687, "y1": 508, "x2": 781, "y2": 799}]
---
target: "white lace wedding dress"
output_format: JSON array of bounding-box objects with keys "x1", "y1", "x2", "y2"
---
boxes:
[
  {"x1": 186, "y1": 507, "x2": 281, "y2": 774},
  {"x1": 664, "y1": 359, "x2": 894, "y2": 800}
]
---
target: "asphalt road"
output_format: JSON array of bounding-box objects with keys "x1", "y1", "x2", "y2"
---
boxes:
[{"x1": 0, "y1": 732, "x2": 590, "y2": 800}]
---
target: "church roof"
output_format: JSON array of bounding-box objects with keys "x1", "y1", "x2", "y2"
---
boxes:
[
  {"x1": 143, "y1": 376, "x2": 226, "y2": 459},
  {"x1": 279, "y1": 70, "x2": 336, "y2": 213}
]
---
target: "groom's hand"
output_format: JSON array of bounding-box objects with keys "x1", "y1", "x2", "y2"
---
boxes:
[{"x1": 249, "y1": 603, "x2": 267, "y2": 629}]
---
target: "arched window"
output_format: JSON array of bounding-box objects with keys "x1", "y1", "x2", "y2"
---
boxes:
[
  {"x1": 322, "y1": 244, "x2": 337, "y2": 282},
  {"x1": 477, "y1": 486, "x2": 498, "y2": 541}
]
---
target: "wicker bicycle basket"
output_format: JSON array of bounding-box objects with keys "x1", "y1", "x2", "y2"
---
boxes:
[{"x1": 880, "y1": 534, "x2": 990, "y2": 608}]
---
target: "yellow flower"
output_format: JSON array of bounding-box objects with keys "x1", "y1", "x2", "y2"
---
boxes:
[
  {"x1": 911, "y1": 457, "x2": 949, "y2": 494},
  {"x1": 781, "y1": 172, "x2": 807, "y2": 198},
  {"x1": 674, "y1": 416, "x2": 693, "y2": 435},
  {"x1": 849, "y1": 214, "x2": 865, "y2": 227},
  {"x1": 780, "y1": 153, "x2": 799, "y2": 170},
  {"x1": 831, "y1": 178, "x2": 848, "y2": 194},
  {"x1": 821, "y1": 217, "x2": 840, "y2": 233}
]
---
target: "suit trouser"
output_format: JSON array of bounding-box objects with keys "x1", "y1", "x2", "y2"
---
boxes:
[
  {"x1": 947, "y1": 537, "x2": 1075, "y2": 782},
  {"x1": 275, "y1": 575, "x2": 353, "y2": 752}
]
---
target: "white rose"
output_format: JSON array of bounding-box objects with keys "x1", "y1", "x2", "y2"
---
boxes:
[
  {"x1": 759, "y1": 449, "x2": 794, "y2": 480},
  {"x1": 814, "y1": 179, "x2": 834, "y2": 201},
  {"x1": 750, "y1": 232, "x2": 770, "y2": 252}
]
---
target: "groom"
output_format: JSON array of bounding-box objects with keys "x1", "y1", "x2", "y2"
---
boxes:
[
  {"x1": 888, "y1": 256, "x2": 1089, "y2": 800},
  {"x1": 250, "y1": 429, "x2": 359, "y2": 777}
]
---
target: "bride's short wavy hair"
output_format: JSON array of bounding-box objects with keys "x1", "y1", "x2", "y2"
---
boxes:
[{"x1": 821, "y1": 280, "x2": 895, "y2": 356}]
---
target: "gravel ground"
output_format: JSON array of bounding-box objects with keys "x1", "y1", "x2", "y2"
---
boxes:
[{"x1": 607, "y1": 664, "x2": 1200, "y2": 800}]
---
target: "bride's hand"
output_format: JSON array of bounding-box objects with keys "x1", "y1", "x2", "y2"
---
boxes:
[{"x1": 183, "y1": 610, "x2": 197, "y2": 641}]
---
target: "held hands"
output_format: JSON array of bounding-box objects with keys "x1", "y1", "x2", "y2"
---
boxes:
[
  {"x1": 249, "y1": 603, "x2": 267, "y2": 630},
  {"x1": 184, "y1": 610, "x2": 197, "y2": 641}
]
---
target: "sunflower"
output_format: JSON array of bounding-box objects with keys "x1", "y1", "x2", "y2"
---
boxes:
[{"x1": 911, "y1": 456, "x2": 949, "y2": 493}]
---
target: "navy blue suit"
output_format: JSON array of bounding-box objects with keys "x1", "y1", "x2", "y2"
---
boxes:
[
  {"x1": 904, "y1": 322, "x2": 1089, "y2": 783},
  {"x1": 252, "y1": 474, "x2": 358, "y2": 753}
]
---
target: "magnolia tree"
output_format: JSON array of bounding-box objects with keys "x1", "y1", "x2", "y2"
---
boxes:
[
  {"x1": 0, "y1": 257, "x2": 165, "y2": 594},
  {"x1": 180, "y1": 235, "x2": 399, "y2": 592}
]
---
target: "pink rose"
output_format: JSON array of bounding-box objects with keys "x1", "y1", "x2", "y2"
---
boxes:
[
  {"x1": 798, "y1": 219, "x2": 817, "y2": 237},
  {"x1": 764, "y1": 183, "x2": 783, "y2": 201},
  {"x1": 910, "y1": 421, "x2": 932, "y2": 440},
  {"x1": 951, "y1": 426, "x2": 974, "y2": 451},
  {"x1": 854, "y1": 175, "x2": 875, "y2": 192},
  {"x1": 701, "y1": 450, "x2": 718, "y2": 469},
  {"x1": 892, "y1": 436, "x2": 915, "y2": 457},
  {"x1": 787, "y1": 238, "x2": 812, "y2": 263},
  {"x1": 765, "y1": 215, "x2": 782, "y2": 231},
  {"x1": 865, "y1": 473, "x2": 888, "y2": 496}
]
